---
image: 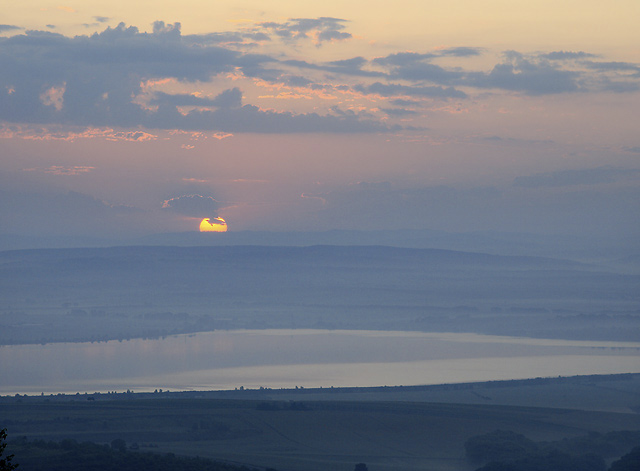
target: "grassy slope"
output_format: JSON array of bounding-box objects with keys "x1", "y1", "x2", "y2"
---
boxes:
[
  {"x1": 3, "y1": 391, "x2": 640, "y2": 471},
  {"x1": 233, "y1": 374, "x2": 640, "y2": 414}
]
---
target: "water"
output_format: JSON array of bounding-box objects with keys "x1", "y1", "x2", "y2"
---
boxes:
[{"x1": 1, "y1": 329, "x2": 639, "y2": 395}]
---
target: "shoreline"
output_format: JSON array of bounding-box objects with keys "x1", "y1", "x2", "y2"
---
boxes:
[{"x1": 3, "y1": 371, "x2": 638, "y2": 404}]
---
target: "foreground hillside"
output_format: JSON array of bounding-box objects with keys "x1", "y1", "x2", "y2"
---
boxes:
[
  {"x1": 1, "y1": 245, "x2": 638, "y2": 344},
  {"x1": 3, "y1": 377, "x2": 640, "y2": 471}
]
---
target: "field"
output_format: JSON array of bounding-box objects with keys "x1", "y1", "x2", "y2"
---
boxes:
[{"x1": 3, "y1": 375, "x2": 640, "y2": 471}]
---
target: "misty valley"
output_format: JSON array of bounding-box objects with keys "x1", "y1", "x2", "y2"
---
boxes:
[
  {"x1": 1, "y1": 244, "x2": 639, "y2": 471},
  {"x1": 1, "y1": 245, "x2": 638, "y2": 346}
]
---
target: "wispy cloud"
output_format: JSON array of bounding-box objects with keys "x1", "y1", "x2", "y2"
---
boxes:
[
  {"x1": 540, "y1": 51, "x2": 596, "y2": 60},
  {"x1": 0, "y1": 24, "x2": 23, "y2": 33},
  {"x1": 23, "y1": 165, "x2": 95, "y2": 176},
  {"x1": 162, "y1": 194, "x2": 221, "y2": 217},
  {"x1": 513, "y1": 166, "x2": 640, "y2": 188}
]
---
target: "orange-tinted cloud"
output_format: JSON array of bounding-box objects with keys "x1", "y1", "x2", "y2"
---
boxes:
[{"x1": 0, "y1": 125, "x2": 158, "y2": 142}]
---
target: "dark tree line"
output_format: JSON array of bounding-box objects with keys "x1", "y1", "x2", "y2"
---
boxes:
[
  {"x1": 609, "y1": 446, "x2": 640, "y2": 471},
  {"x1": 3, "y1": 435, "x2": 266, "y2": 471},
  {"x1": 465, "y1": 430, "x2": 640, "y2": 471}
]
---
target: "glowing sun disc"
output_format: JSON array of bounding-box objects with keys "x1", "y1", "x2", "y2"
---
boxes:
[{"x1": 200, "y1": 217, "x2": 227, "y2": 232}]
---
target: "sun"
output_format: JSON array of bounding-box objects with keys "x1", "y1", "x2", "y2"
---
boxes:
[{"x1": 199, "y1": 217, "x2": 228, "y2": 232}]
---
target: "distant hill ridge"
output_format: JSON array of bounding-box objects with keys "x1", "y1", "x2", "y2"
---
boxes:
[
  {"x1": 1, "y1": 228, "x2": 637, "y2": 263},
  {"x1": 0, "y1": 244, "x2": 584, "y2": 271}
]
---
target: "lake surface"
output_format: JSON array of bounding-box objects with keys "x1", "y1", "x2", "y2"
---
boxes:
[{"x1": 2, "y1": 329, "x2": 640, "y2": 395}]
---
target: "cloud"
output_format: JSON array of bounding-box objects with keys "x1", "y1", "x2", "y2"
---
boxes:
[
  {"x1": 355, "y1": 82, "x2": 467, "y2": 99},
  {"x1": 149, "y1": 92, "x2": 219, "y2": 108},
  {"x1": 0, "y1": 22, "x2": 246, "y2": 127},
  {"x1": 373, "y1": 52, "x2": 437, "y2": 67},
  {"x1": 149, "y1": 87, "x2": 242, "y2": 108},
  {"x1": 1, "y1": 20, "x2": 638, "y2": 136},
  {"x1": 324, "y1": 56, "x2": 382, "y2": 76},
  {"x1": 183, "y1": 31, "x2": 270, "y2": 49},
  {"x1": 372, "y1": 49, "x2": 482, "y2": 84},
  {"x1": 380, "y1": 107, "x2": 419, "y2": 116},
  {"x1": 579, "y1": 60, "x2": 640, "y2": 92},
  {"x1": 161, "y1": 194, "x2": 221, "y2": 217},
  {"x1": 371, "y1": 51, "x2": 577, "y2": 95},
  {"x1": 302, "y1": 179, "x2": 640, "y2": 236},
  {"x1": 256, "y1": 17, "x2": 352, "y2": 45},
  {"x1": 439, "y1": 47, "x2": 483, "y2": 57},
  {"x1": 94, "y1": 16, "x2": 110, "y2": 23},
  {"x1": 105, "y1": 130, "x2": 157, "y2": 141},
  {"x1": 305, "y1": 183, "x2": 505, "y2": 231},
  {"x1": 300, "y1": 193, "x2": 327, "y2": 206},
  {"x1": 279, "y1": 74, "x2": 313, "y2": 87},
  {"x1": 231, "y1": 178, "x2": 269, "y2": 183},
  {"x1": 389, "y1": 98, "x2": 419, "y2": 106},
  {"x1": 386, "y1": 61, "x2": 463, "y2": 84},
  {"x1": 281, "y1": 58, "x2": 386, "y2": 78},
  {"x1": 598, "y1": 79, "x2": 640, "y2": 93},
  {"x1": 0, "y1": 124, "x2": 159, "y2": 142},
  {"x1": 474, "y1": 135, "x2": 554, "y2": 146},
  {"x1": 144, "y1": 87, "x2": 397, "y2": 132},
  {"x1": 0, "y1": 25, "x2": 23, "y2": 33},
  {"x1": 512, "y1": 166, "x2": 640, "y2": 188},
  {"x1": 0, "y1": 23, "x2": 398, "y2": 133},
  {"x1": 582, "y1": 61, "x2": 640, "y2": 72},
  {"x1": 373, "y1": 48, "x2": 482, "y2": 67},
  {"x1": 540, "y1": 51, "x2": 596, "y2": 60},
  {"x1": 149, "y1": 88, "x2": 244, "y2": 109},
  {"x1": 373, "y1": 49, "x2": 627, "y2": 96},
  {"x1": 210, "y1": 87, "x2": 243, "y2": 108},
  {"x1": 195, "y1": 102, "x2": 399, "y2": 133},
  {"x1": 23, "y1": 166, "x2": 95, "y2": 176},
  {"x1": 467, "y1": 52, "x2": 580, "y2": 95},
  {"x1": 0, "y1": 188, "x2": 148, "y2": 237}
]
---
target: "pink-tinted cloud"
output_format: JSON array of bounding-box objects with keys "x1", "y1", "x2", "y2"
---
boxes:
[{"x1": 23, "y1": 165, "x2": 95, "y2": 176}]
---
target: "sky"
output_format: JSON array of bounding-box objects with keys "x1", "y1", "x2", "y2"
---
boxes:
[{"x1": 1, "y1": 1, "x2": 639, "y2": 240}]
